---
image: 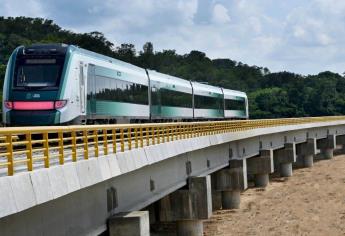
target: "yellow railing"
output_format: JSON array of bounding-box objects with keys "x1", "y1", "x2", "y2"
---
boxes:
[{"x1": 0, "y1": 116, "x2": 345, "y2": 176}]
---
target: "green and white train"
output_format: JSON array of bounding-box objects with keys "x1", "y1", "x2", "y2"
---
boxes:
[{"x1": 2, "y1": 44, "x2": 248, "y2": 126}]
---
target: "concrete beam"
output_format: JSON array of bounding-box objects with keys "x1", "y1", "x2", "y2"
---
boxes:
[
  {"x1": 247, "y1": 149, "x2": 273, "y2": 187},
  {"x1": 109, "y1": 211, "x2": 149, "y2": 236},
  {"x1": 274, "y1": 143, "x2": 296, "y2": 177}
]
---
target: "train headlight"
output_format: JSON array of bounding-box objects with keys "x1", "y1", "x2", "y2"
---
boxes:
[
  {"x1": 4, "y1": 101, "x2": 13, "y2": 109},
  {"x1": 54, "y1": 100, "x2": 68, "y2": 109}
]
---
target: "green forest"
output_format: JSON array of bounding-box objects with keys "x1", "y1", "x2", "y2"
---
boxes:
[{"x1": 1, "y1": 16, "x2": 344, "y2": 119}]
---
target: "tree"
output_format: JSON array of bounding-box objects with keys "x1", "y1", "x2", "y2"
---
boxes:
[
  {"x1": 115, "y1": 43, "x2": 136, "y2": 63},
  {"x1": 142, "y1": 42, "x2": 153, "y2": 55}
]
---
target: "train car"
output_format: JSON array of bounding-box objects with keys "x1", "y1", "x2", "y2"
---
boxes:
[
  {"x1": 147, "y1": 70, "x2": 193, "y2": 121},
  {"x1": 222, "y1": 88, "x2": 248, "y2": 119},
  {"x1": 2, "y1": 44, "x2": 150, "y2": 125},
  {"x1": 2, "y1": 43, "x2": 249, "y2": 126},
  {"x1": 191, "y1": 81, "x2": 224, "y2": 119}
]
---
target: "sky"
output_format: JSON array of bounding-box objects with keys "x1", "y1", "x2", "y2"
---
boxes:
[{"x1": 1, "y1": 0, "x2": 345, "y2": 75}]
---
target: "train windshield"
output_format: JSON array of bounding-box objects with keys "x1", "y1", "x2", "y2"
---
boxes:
[{"x1": 14, "y1": 58, "x2": 64, "y2": 89}]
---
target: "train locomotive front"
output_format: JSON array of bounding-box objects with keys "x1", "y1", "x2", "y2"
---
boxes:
[{"x1": 2, "y1": 44, "x2": 83, "y2": 126}]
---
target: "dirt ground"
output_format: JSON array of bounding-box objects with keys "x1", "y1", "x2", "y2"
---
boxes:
[{"x1": 204, "y1": 154, "x2": 345, "y2": 236}]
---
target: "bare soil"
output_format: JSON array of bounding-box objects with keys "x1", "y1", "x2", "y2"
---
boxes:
[{"x1": 204, "y1": 155, "x2": 345, "y2": 236}]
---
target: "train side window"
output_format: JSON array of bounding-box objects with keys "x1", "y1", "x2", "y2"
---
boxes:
[
  {"x1": 160, "y1": 88, "x2": 192, "y2": 108},
  {"x1": 93, "y1": 75, "x2": 148, "y2": 105},
  {"x1": 225, "y1": 98, "x2": 245, "y2": 111},
  {"x1": 194, "y1": 94, "x2": 222, "y2": 110}
]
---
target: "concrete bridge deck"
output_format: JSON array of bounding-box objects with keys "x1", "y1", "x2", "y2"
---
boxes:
[{"x1": 1, "y1": 117, "x2": 345, "y2": 235}]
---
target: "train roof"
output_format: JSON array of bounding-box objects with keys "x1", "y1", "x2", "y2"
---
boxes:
[
  {"x1": 69, "y1": 45, "x2": 147, "y2": 74},
  {"x1": 147, "y1": 70, "x2": 192, "y2": 89},
  {"x1": 191, "y1": 81, "x2": 223, "y2": 97},
  {"x1": 222, "y1": 88, "x2": 247, "y2": 98}
]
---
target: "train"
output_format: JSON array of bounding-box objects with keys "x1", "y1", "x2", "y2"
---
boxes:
[{"x1": 2, "y1": 44, "x2": 248, "y2": 126}]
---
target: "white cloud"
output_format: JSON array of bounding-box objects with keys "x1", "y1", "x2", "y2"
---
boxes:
[
  {"x1": 212, "y1": 4, "x2": 231, "y2": 24},
  {"x1": 1, "y1": 0, "x2": 45, "y2": 17},
  {"x1": 1, "y1": 0, "x2": 345, "y2": 75}
]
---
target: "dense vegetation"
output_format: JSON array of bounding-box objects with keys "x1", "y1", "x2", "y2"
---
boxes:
[{"x1": 1, "y1": 16, "x2": 344, "y2": 118}]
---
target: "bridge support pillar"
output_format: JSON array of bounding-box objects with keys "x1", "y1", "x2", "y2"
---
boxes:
[
  {"x1": 159, "y1": 176, "x2": 212, "y2": 236},
  {"x1": 317, "y1": 134, "x2": 336, "y2": 160},
  {"x1": 336, "y1": 135, "x2": 345, "y2": 153},
  {"x1": 177, "y1": 220, "x2": 203, "y2": 236},
  {"x1": 109, "y1": 211, "x2": 150, "y2": 236},
  {"x1": 279, "y1": 162, "x2": 292, "y2": 177},
  {"x1": 211, "y1": 173, "x2": 222, "y2": 211},
  {"x1": 247, "y1": 149, "x2": 274, "y2": 187},
  {"x1": 274, "y1": 143, "x2": 296, "y2": 177},
  {"x1": 215, "y1": 159, "x2": 247, "y2": 209},
  {"x1": 296, "y1": 138, "x2": 317, "y2": 168}
]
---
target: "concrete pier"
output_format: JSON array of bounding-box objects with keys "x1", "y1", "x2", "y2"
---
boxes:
[
  {"x1": 317, "y1": 135, "x2": 336, "y2": 160},
  {"x1": 159, "y1": 176, "x2": 212, "y2": 236},
  {"x1": 280, "y1": 162, "x2": 293, "y2": 177},
  {"x1": 109, "y1": 211, "x2": 150, "y2": 236},
  {"x1": 336, "y1": 135, "x2": 345, "y2": 154},
  {"x1": 177, "y1": 220, "x2": 203, "y2": 236},
  {"x1": 215, "y1": 159, "x2": 247, "y2": 209},
  {"x1": 254, "y1": 173, "x2": 269, "y2": 187},
  {"x1": 321, "y1": 148, "x2": 334, "y2": 159},
  {"x1": 211, "y1": 173, "x2": 222, "y2": 211},
  {"x1": 303, "y1": 154, "x2": 314, "y2": 167},
  {"x1": 296, "y1": 138, "x2": 317, "y2": 168},
  {"x1": 247, "y1": 149, "x2": 274, "y2": 187},
  {"x1": 274, "y1": 143, "x2": 296, "y2": 177},
  {"x1": 221, "y1": 190, "x2": 241, "y2": 209}
]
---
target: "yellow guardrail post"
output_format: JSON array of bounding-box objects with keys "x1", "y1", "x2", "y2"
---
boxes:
[
  {"x1": 172, "y1": 126, "x2": 176, "y2": 141},
  {"x1": 146, "y1": 127, "x2": 149, "y2": 146},
  {"x1": 120, "y1": 128, "x2": 124, "y2": 152},
  {"x1": 135, "y1": 128, "x2": 138, "y2": 148},
  {"x1": 83, "y1": 130, "x2": 89, "y2": 159},
  {"x1": 152, "y1": 127, "x2": 155, "y2": 145},
  {"x1": 103, "y1": 129, "x2": 108, "y2": 155},
  {"x1": 26, "y1": 132, "x2": 33, "y2": 171},
  {"x1": 6, "y1": 134, "x2": 14, "y2": 176},
  {"x1": 166, "y1": 126, "x2": 170, "y2": 142},
  {"x1": 43, "y1": 132, "x2": 50, "y2": 168},
  {"x1": 140, "y1": 127, "x2": 144, "y2": 148},
  {"x1": 58, "y1": 131, "x2": 64, "y2": 164},
  {"x1": 128, "y1": 128, "x2": 132, "y2": 150},
  {"x1": 93, "y1": 130, "x2": 99, "y2": 157},
  {"x1": 157, "y1": 127, "x2": 161, "y2": 144},
  {"x1": 112, "y1": 129, "x2": 117, "y2": 153},
  {"x1": 164, "y1": 126, "x2": 167, "y2": 142},
  {"x1": 71, "y1": 131, "x2": 77, "y2": 162}
]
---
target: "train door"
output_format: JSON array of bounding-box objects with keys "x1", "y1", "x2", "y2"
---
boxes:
[
  {"x1": 87, "y1": 64, "x2": 96, "y2": 117},
  {"x1": 79, "y1": 62, "x2": 86, "y2": 114}
]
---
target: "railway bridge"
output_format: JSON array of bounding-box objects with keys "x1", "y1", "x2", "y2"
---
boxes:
[{"x1": 1, "y1": 117, "x2": 345, "y2": 236}]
